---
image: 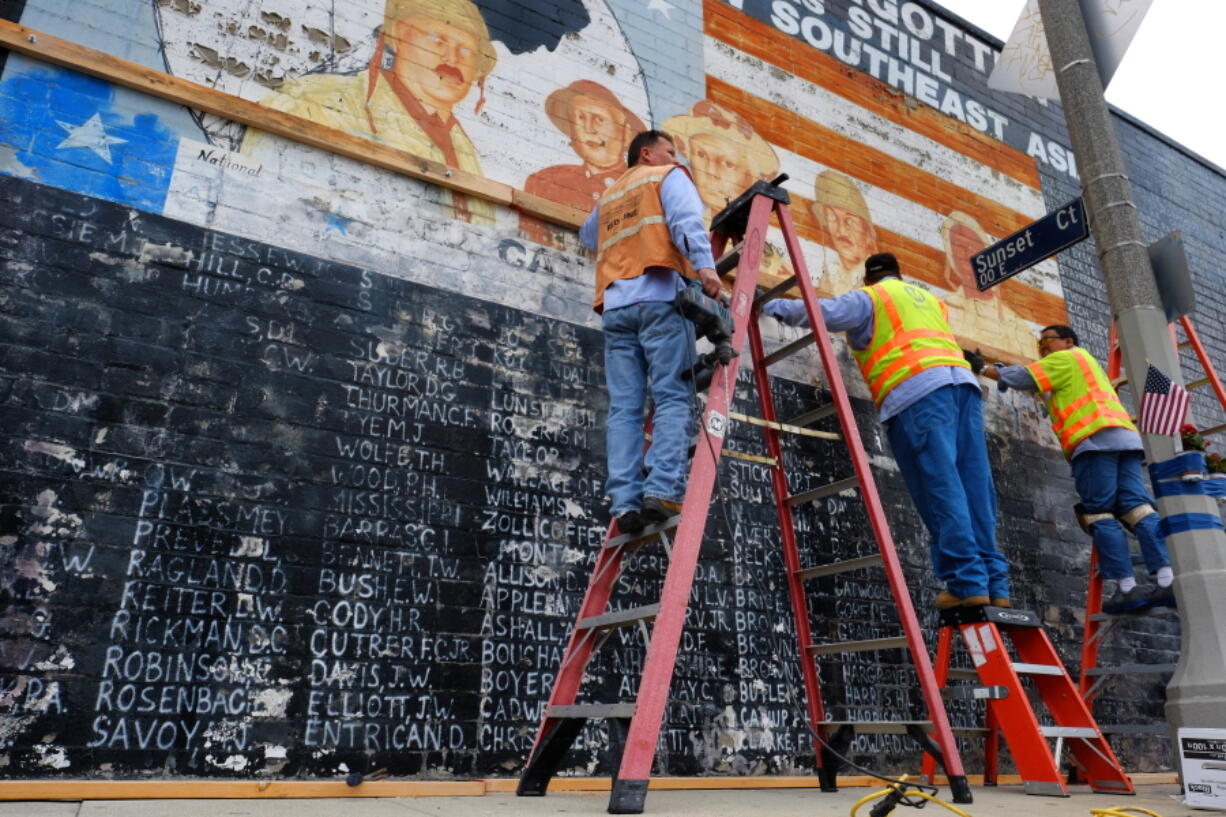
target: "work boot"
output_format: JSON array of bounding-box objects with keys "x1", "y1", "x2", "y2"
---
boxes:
[
  {"x1": 615, "y1": 510, "x2": 645, "y2": 536},
  {"x1": 641, "y1": 496, "x2": 682, "y2": 525},
  {"x1": 990, "y1": 598, "x2": 1012, "y2": 608},
  {"x1": 934, "y1": 591, "x2": 990, "y2": 610},
  {"x1": 1102, "y1": 585, "x2": 1149, "y2": 614},
  {"x1": 1146, "y1": 584, "x2": 1176, "y2": 609}
]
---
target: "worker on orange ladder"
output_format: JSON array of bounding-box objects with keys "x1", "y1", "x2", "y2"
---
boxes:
[
  {"x1": 578, "y1": 130, "x2": 721, "y2": 536},
  {"x1": 762, "y1": 252, "x2": 1011, "y2": 609},
  {"x1": 982, "y1": 325, "x2": 1174, "y2": 613}
]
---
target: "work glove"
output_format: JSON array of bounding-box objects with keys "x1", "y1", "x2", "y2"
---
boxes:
[
  {"x1": 962, "y1": 347, "x2": 985, "y2": 375},
  {"x1": 994, "y1": 363, "x2": 1010, "y2": 393}
]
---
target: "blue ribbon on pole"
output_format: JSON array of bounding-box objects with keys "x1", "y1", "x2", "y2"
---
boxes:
[
  {"x1": 1159, "y1": 513, "x2": 1225, "y2": 537},
  {"x1": 1149, "y1": 451, "x2": 1207, "y2": 482}
]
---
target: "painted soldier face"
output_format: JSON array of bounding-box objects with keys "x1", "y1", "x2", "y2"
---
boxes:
[
  {"x1": 948, "y1": 223, "x2": 986, "y2": 284},
  {"x1": 689, "y1": 132, "x2": 755, "y2": 212},
  {"x1": 823, "y1": 205, "x2": 877, "y2": 270},
  {"x1": 391, "y1": 15, "x2": 481, "y2": 112},
  {"x1": 569, "y1": 95, "x2": 626, "y2": 170}
]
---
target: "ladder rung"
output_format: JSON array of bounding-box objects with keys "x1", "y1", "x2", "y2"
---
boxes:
[
  {"x1": 1040, "y1": 726, "x2": 1098, "y2": 738},
  {"x1": 1012, "y1": 662, "x2": 1064, "y2": 676},
  {"x1": 755, "y1": 275, "x2": 798, "y2": 305},
  {"x1": 946, "y1": 668, "x2": 979, "y2": 681},
  {"x1": 763, "y1": 332, "x2": 815, "y2": 366},
  {"x1": 786, "y1": 403, "x2": 838, "y2": 427},
  {"x1": 728, "y1": 410, "x2": 840, "y2": 441},
  {"x1": 1178, "y1": 340, "x2": 1194, "y2": 349},
  {"x1": 1099, "y1": 723, "x2": 1168, "y2": 736},
  {"x1": 548, "y1": 703, "x2": 636, "y2": 719},
  {"x1": 809, "y1": 636, "x2": 908, "y2": 655},
  {"x1": 1188, "y1": 376, "x2": 1212, "y2": 390},
  {"x1": 1083, "y1": 662, "x2": 1177, "y2": 676},
  {"x1": 1201, "y1": 422, "x2": 1226, "y2": 436},
  {"x1": 715, "y1": 241, "x2": 743, "y2": 275},
  {"x1": 787, "y1": 476, "x2": 860, "y2": 506},
  {"x1": 795, "y1": 553, "x2": 883, "y2": 581},
  {"x1": 604, "y1": 515, "x2": 681, "y2": 549},
  {"x1": 1091, "y1": 606, "x2": 1178, "y2": 622},
  {"x1": 1111, "y1": 375, "x2": 1129, "y2": 389},
  {"x1": 578, "y1": 603, "x2": 659, "y2": 632}
]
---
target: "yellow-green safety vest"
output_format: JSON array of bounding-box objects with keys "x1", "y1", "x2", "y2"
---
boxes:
[
  {"x1": 850, "y1": 278, "x2": 970, "y2": 408},
  {"x1": 1025, "y1": 347, "x2": 1136, "y2": 458}
]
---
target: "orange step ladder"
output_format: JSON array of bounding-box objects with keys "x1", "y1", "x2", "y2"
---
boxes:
[
  {"x1": 516, "y1": 175, "x2": 971, "y2": 812},
  {"x1": 923, "y1": 606, "x2": 1134, "y2": 796}
]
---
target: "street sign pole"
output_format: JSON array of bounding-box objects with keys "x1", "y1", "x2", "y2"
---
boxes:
[{"x1": 1037, "y1": 0, "x2": 1226, "y2": 762}]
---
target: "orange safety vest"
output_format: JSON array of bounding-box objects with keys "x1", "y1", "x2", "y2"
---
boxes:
[
  {"x1": 592, "y1": 163, "x2": 696, "y2": 312},
  {"x1": 1025, "y1": 347, "x2": 1136, "y2": 458},
  {"x1": 849, "y1": 278, "x2": 970, "y2": 408}
]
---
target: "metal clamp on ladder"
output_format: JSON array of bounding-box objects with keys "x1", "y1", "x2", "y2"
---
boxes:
[
  {"x1": 924, "y1": 605, "x2": 1135, "y2": 797},
  {"x1": 518, "y1": 174, "x2": 971, "y2": 813}
]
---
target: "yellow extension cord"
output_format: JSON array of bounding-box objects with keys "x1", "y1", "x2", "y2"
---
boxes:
[{"x1": 848, "y1": 777, "x2": 1166, "y2": 817}]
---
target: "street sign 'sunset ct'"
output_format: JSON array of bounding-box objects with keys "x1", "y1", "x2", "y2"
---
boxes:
[{"x1": 973, "y1": 198, "x2": 1088, "y2": 291}]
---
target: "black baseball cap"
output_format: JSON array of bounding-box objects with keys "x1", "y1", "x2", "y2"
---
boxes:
[{"x1": 865, "y1": 253, "x2": 899, "y2": 277}]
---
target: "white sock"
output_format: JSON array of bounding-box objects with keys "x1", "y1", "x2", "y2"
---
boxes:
[
  {"x1": 1156, "y1": 566, "x2": 1174, "y2": 588},
  {"x1": 1118, "y1": 576, "x2": 1137, "y2": 593}
]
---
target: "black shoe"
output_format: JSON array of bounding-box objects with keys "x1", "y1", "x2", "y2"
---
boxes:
[
  {"x1": 1147, "y1": 584, "x2": 1177, "y2": 609},
  {"x1": 641, "y1": 496, "x2": 682, "y2": 525},
  {"x1": 1102, "y1": 585, "x2": 1150, "y2": 615},
  {"x1": 615, "y1": 510, "x2": 645, "y2": 536}
]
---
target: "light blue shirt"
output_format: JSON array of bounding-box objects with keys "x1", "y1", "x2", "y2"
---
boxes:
[
  {"x1": 761, "y1": 283, "x2": 978, "y2": 422},
  {"x1": 580, "y1": 167, "x2": 715, "y2": 311},
  {"x1": 995, "y1": 362, "x2": 1144, "y2": 458}
]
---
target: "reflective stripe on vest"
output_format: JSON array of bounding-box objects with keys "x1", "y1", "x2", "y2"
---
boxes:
[
  {"x1": 1025, "y1": 347, "x2": 1136, "y2": 457},
  {"x1": 593, "y1": 164, "x2": 694, "y2": 312},
  {"x1": 850, "y1": 278, "x2": 969, "y2": 407}
]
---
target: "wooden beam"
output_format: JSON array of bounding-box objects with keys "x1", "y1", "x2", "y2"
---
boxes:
[{"x1": 0, "y1": 20, "x2": 585, "y2": 230}]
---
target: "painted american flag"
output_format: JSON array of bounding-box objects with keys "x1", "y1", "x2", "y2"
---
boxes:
[{"x1": 1139, "y1": 364, "x2": 1190, "y2": 436}]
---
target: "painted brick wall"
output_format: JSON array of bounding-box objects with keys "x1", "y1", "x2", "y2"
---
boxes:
[{"x1": 0, "y1": 0, "x2": 1219, "y2": 781}]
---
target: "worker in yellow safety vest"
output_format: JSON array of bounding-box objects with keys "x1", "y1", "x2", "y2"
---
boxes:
[
  {"x1": 763, "y1": 253, "x2": 1012, "y2": 610},
  {"x1": 983, "y1": 325, "x2": 1173, "y2": 613},
  {"x1": 578, "y1": 130, "x2": 721, "y2": 536}
]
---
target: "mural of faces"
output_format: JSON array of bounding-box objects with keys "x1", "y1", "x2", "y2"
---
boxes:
[
  {"x1": 942, "y1": 212, "x2": 993, "y2": 301},
  {"x1": 824, "y1": 205, "x2": 877, "y2": 272},
  {"x1": 568, "y1": 94, "x2": 630, "y2": 170},
  {"x1": 664, "y1": 101, "x2": 780, "y2": 215},
  {"x1": 388, "y1": 15, "x2": 482, "y2": 112}
]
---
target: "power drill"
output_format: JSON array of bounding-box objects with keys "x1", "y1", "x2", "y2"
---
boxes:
[{"x1": 675, "y1": 280, "x2": 735, "y2": 388}]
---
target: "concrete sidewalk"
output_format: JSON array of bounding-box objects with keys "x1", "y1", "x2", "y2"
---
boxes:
[{"x1": 1, "y1": 785, "x2": 1204, "y2": 817}]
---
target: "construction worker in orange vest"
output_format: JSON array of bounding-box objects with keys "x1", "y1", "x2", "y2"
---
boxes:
[
  {"x1": 983, "y1": 325, "x2": 1174, "y2": 613},
  {"x1": 578, "y1": 130, "x2": 721, "y2": 536},
  {"x1": 763, "y1": 253, "x2": 1012, "y2": 609}
]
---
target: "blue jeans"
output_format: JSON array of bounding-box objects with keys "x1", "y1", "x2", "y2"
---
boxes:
[
  {"x1": 602, "y1": 301, "x2": 695, "y2": 515},
  {"x1": 1070, "y1": 449, "x2": 1170, "y2": 580},
  {"x1": 884, "y1": 384, "x2": 1011, "y2": 599}
]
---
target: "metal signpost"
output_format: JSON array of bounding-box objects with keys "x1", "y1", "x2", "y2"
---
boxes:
[{"x1": 973, "y1": 198, "x2": 1087, "y2": 291}]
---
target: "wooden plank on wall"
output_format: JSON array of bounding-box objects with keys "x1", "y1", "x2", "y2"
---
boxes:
[
  {"x1": 0, "y1": 19, "x2": 585, "y2": 230},
  {"x1": 0, "y1": 780, "x2": 487, "y2": 800}
]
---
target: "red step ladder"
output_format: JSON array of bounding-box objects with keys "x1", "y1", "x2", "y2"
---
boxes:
[
  {"x1": 517, "y1": 176, "x2": 971, "y2": 813},
  {"x1": 923, "y1": 606, "x2": 1134, "y2": 796}
]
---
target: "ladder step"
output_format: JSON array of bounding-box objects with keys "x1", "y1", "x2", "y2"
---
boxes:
[
  {"x1": 795, "y1": 553, "x2": 883, "y2": 581},
  {"x1": 548, "y1": 703, "x2": 636, "y2": 719},
  {"x1": 763, "y1": 332, "x2": 815, "y2": 367},
  {"x1": 1040, "y1": 726, "x2": 1099, "y2": 738},
  {"x1": 604, "y1": 515, "x2": 681, "y2": 549},
  {"x1": 787, "y1": 476, "x2": 860, "y2": 506},
  {"x1": 786, "y1": 402, "x2": 838, "y2": 427},
  {"x1": 946, "y1": 668, "x2": 980, "y2": 681},
  {"x1": 715, "y1": 241, "x2": 743, "y2": 275},
  {"x1": 1188, "y1": 376, "x2": 1212, "y2": 390},
  {"x1": 721, "y1": 448, "x2": 778, "y2": 467},
  {"x1": 1011, "y1": 662, "x2": 1065, "y2": 676},
  {"x1": 818, "y1": 720, "x2": 928, "y2": 735},
  {"x1": 1178, "y1": 339, "x2": 1194, "y2": 349},
  {"x1": 809, "y1": 636, "x2": 908, "y2": 655},
  {"x1": 578, "y1": 603, "x2": 659, "y2": 632},
  {"x1": 1201, "y1": 421, "x2": 1226, "y2": 437},
  {"x1": 1083, "y1": 662, "x2": 1177, "y2": 676},
  {"x1": 754, "y1": 275, "x2": 798, "y2": 305}
]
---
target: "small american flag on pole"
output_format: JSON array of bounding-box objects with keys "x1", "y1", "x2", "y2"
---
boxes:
[{"x1": 1138, "y1": 364, "x2": 1190, "y2": 436}]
